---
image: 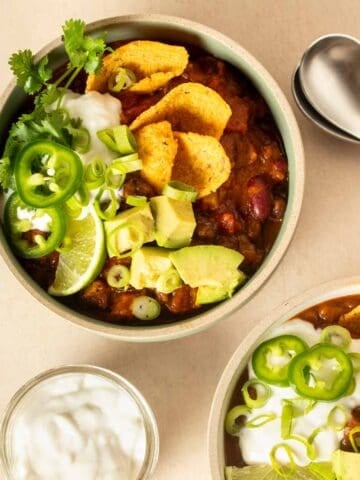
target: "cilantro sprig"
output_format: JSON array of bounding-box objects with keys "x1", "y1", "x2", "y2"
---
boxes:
[{"x1": 1, "y1": 18, "x2": 108, "y2": 191}]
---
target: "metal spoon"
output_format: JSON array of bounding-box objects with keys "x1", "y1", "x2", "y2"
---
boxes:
[
  {"x1": 292, "y1": 65, "x2": 360, "y2": 144},
  {"x1": 299, "y1": 34, "x2": 360, "y2": 140}
]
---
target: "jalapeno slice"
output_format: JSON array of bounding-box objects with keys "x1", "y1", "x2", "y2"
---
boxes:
[
  {"x1": 288, "y1": 344, "x2": 353, "y2": 401},
  {"x1": 14, "y1": 140, "x2": 83, "y2": 207},
  {"x1": 4, "y1": 193, "x2": 66, "y2": 259},
  {"x1": 252, "y1": 335, "x2": 308, "y2": 387}
]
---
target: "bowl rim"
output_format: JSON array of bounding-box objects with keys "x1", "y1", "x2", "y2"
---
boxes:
[
  {"x1": 0, "y1": 14, "x2": 304, "y2": 342},
  {"x1": 207, "y1": 275, "x2": 360, "y2": 479}
]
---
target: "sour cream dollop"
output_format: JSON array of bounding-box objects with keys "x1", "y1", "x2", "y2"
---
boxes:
[
  {"x1": 60, "y1": 90, "x2": 122, "y2": 165},
  {"x1": 239, "y1": 319, "x2": 360, "y2": 466},
  {"x1": 9, "y1": 369, "x2": 149, "y2": 480}
]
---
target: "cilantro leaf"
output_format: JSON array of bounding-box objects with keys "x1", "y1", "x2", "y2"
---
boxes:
[
  {"x1": 0, "y1": 157, "x2": 14, "y2": 191},
  {"x1": 62, "y1": 19, "x2": 107, "y2": 74},
  {"x1": 9, "y1": 50, "x2": 52, "y2": 94}
]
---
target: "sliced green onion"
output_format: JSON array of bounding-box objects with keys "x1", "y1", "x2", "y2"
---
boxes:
[
  {"x1": 349, "y1": 426, "x2": 360, "y2": 452},
  {"x1": 84, "y1": 157, "x2": 106, "y2": 190},
  {"x1": 289, "y1": 434, "x2": 317, "y2": 460},
  {"x1": 320, "y1": 325, "x2": 351, "y2": 350},
  {"x1": 281, "y1": 404, "x2": 293, "y2": 439},
  {"x1": 94, "y1": 188, "x2": 119, "y2": 220},
  {"x1": 349, "y1": 353, "x2": 360, "y2": 373},
  {"x1": 112, "y1": 154, "x2": 142, "y2": 173},
  {"x1": 282, "y1": 397, "x2": 317, "y2": 417},
  {"x1": 327, "y1": 405, "x2": 349, "y2": 431},
  {"x1": 108, "y1": 68, "x2": 137, "y2": 92},
  {"x1": 106, "y1": 264, "x2": 130, "y2": 289},
  {"x1": 97, "y1": 125, "x2": 137, "y2": 155},
  {"x1": 65, "y1": 196, "x2": 82, "y2": 218},
  {"x1": 131, "y1": 296, "x2": 161, "y2": 321},
  {"x1": 224, "y1": 405, "x2": 251, "y2": 436},
  {"x1": 241, "y1": 379, "x2": 271, "y2": 409},
  {"x1": 113, "y1": 125, "x2": 137, "y2": 155},
  {"x1": 156, "y1": 269, "x2": 182, "y2": 294},
  {"x1": 71, "y1": 127, "x2": 90, "y2": 154},
  {"x1": 75, "y1": 184, "x2": 90, "y2": 207},
  {"x1": 105, "y1": 165, "x2": 126, "y2": 189},
  {"x1": 126, "y1": 195, "x2": 147, "y2": 207},
  {"x1": 163, "y1": 180, "x2": 198, "y2": 202},
  {"x1": 107, "y1": 221, "x2": 145, "y2": 259},
  {"x1": 246, "y1": 413, "x2": 276, "y2": 429},
  {"x1": 308, "y1": 426, "x2": 324, "y2": 445},
  {"x1": 270, "y1": 443, "x2": 296, "y2": 477}
]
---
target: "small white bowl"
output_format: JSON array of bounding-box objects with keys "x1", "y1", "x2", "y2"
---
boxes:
[
  {"x1": 208, "y1": 276, "x2": 360, "y2": 479},
  {"x1": 0, "y1": 15, "x2": 304, "y2": 342}
]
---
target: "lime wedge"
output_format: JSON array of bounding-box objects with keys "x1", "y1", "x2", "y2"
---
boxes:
[
  {"x1": 49, "y1": 206, "x2": 106, "y2": 296},
  {"x1": 225, "y1": 465, "x2": 322, "y2": 480}
]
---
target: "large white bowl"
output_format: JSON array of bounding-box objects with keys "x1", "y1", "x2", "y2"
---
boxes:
[
  {"x1": 208, "y1": 276, "x2": 360, "y2": 478},
  {"x1": 0, "y1": 14, "x2": 304, "y2": 342}
]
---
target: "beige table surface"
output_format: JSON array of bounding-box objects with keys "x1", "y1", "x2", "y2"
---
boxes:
[{"x1": 0, "y1": 1, "x2": 360, "y2": 478}]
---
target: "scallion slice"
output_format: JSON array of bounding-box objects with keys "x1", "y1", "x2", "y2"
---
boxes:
[
  {"x1": 289, "y1": 434, "x2": 317, "y2": 460},
  {"x1": 112, "y1": 154, "x2": 142, "y2": 173},
  {"x1": 105, "y1": 165, "x2": 126, "y2": 189},
  {"x1": 349, "y1": 352, "x2": 360, "y2": 373},
  {"x1": 270, "y1": 443, "x2": 296, "y2": 477},
  {"x1": 349, "y1": 426, "x2": 360, "y2": 452},
  {"x1": 163, "y1": 180, "x2": 198, "y2": 202},
  {"x1": 281, "y1": 404, "x2": 293, "y2": 439},
  {"x1": 327, "y1": 405, "x2": 350, "y2": 431},
  {"x1": 97, "y1": 125, "x2": 137, "y2": 155},
  {"x1": 320, "y1": 325, "x2": 351, "y2": 350},
  {"x1": 224, "y1": 405, "x2": 251, "y2": 436},
  {"x1": 246, "y1": 413, "x2": 276, "y2": 429},
  {"x1": 308, "y1": 426, "x2": 324, "y2": 445},
  {"x1": 241, "y1": 379, "x2": 271, "y2": 409},
  {"x1": 282, "y1": 397, "x2": 317, "y2": 417},
  {"x1": 94, "y1": 188, "x2": 119, "y2": 220},
  {"x1": 156, "y1": 269, "x2": 182, "y2": 294},
  {"x1": 108, "y1": 68, "x2": 137, "y2": 92},
  {"x1": 126, "y1": 195, "x2": 148, "y2": 207},
  {"x1": 106, "y1": 264, "x2": 130, "y2": 289},
  {"x1": 71, "y1": 127, "x2": 90, "y2": 154},
  {"x1": 84, "y1": 157, "x2": 106, "y2": 190},
  {"x1": 131, "y1": 296, "x2": 161, "y2": 321},
  {"x1": 107, "y1": 221, "x2": 145, "y2": 258}
]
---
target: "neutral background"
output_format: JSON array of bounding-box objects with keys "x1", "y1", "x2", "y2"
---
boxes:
[{"x1": 0, "y1": 1, "x2": 360, "y2": 478}]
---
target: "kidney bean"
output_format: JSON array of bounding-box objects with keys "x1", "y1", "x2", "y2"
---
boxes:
[
  {"x1": 270, "y1": 158, "x2": 287, "y2": 182},
  {"x1": 247, "y1": 175, "x2": 272, "y2": 222},
  {"x1": 217, "y1": 211, "x2": 241, "y2": 235},
  {"x1": 271, "y1": 196, "x2": 286, "y2": 220}
]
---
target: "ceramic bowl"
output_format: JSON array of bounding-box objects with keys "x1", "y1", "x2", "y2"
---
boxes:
[
  {"x1": 208, "y1": 276, "x2": 360, "y2": 478},
  {"x1": 0, "y1": 14, "x2": 304, "y2": 342}
]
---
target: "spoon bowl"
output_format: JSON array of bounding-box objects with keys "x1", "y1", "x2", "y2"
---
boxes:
[
  {"x1": 292, "y1": 66, "x2": 360, "y2": 144},
  {"x1": 299, "y1": 34, "x2": 360, "y2": 140}
]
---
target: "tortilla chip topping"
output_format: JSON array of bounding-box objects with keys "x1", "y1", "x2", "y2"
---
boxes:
[
  {"x1": 86, "y1": 40, "x2": 188, "y2": 94},
  {"x1": 130, "y1": 82, "x2": 232, "y2": 139}
]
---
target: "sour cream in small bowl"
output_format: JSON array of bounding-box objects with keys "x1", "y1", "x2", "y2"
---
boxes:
[{"x1": 0, "y1": 365, "x2": 159, "y2": 480}]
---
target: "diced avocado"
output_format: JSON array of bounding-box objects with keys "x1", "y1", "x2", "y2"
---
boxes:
[
  {"x1": 332, "y1": 450, "x2": 360, "y2": 480},
  {"x1": 150, "y1": 195, "x2": 196, "y2": 248},
  {"x1": 196, "y1": 271, "x2": 247, "y2": 304},
  {"x1": 169, "y1": 245, "x2": 244, "y2": 294},
  {"x1": 306, "y1": 462, "x2": 335, "y2": 480},
  {"x1": 104, "y1": 205, "x2": 154, "y2": 257},
  {"x1": 130, "y1": 246, "x2": 182, "y2": 293}
]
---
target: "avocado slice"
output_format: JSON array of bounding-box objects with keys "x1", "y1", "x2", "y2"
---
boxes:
[
  {"x1": 332, "y1": 450, "x2": 360, "y2": 480},
  {"x1": 104, "y1": 204, "x2": 154, "y2": 257},
  {"x1": 150, "y1": 195, "x2": 196, "y2": 248},
  {"x1": 130, "y1": 246, "x2": 182, "y2": 293},
  {"x1": 169, "y1": 245, "x2": 244, "y2": 300},
  {"x1": 196, "y1": 271, "x2": 247, "y2": 304}
]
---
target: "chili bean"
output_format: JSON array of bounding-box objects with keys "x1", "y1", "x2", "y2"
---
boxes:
[
  {"x1": 82, "y1": 280, "x2": 111, "y2": 310},
  {"x1": 247, "y1": 175, "x2": 272, "y2": 222},
  {"x1": 270, "y1": 157, "x2": 287, "y2": 183},
  {"x1": 271, "y1": 197, "x2": 286, "y2": 220},
  {"x1": 217, "y1": 211, "x2": 241, "y2": 235}
]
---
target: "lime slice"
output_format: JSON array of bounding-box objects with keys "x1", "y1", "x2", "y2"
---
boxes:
[
  {"x1": 49, "y1": 206, "x2": 106, "y2": 296},
  {"x1": 225, "y1": 465, "x2": 322, "y2": 480}
]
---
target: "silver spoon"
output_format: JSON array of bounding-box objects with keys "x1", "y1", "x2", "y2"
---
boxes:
[
  {"x1": 299, "y1": 34, "x2": 360, "y2": 140},
  {"x1": 292, "y1": 65, "x2": 360, "y2": 144}
]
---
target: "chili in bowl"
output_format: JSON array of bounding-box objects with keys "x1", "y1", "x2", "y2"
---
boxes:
[
  {"x1": 209, "y1": 277, "x2": 360, "y2": 480},
  {"x1": 0, "y1": 15, "x2": 304, "y2": 341}
]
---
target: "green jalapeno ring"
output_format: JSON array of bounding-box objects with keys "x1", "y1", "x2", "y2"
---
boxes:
[
  {"x1": 252, "y1": 335, "x2": 308, "y2": 387},
  {"x1": 14, "y1": 140, "x2": 83, "y2": 208},
  {"x1": 4, "y1": 193, "x2": 67, "y2": 259},
  {"x1": 288, "y1": 343, "x2": 353, "y2": 401}
]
